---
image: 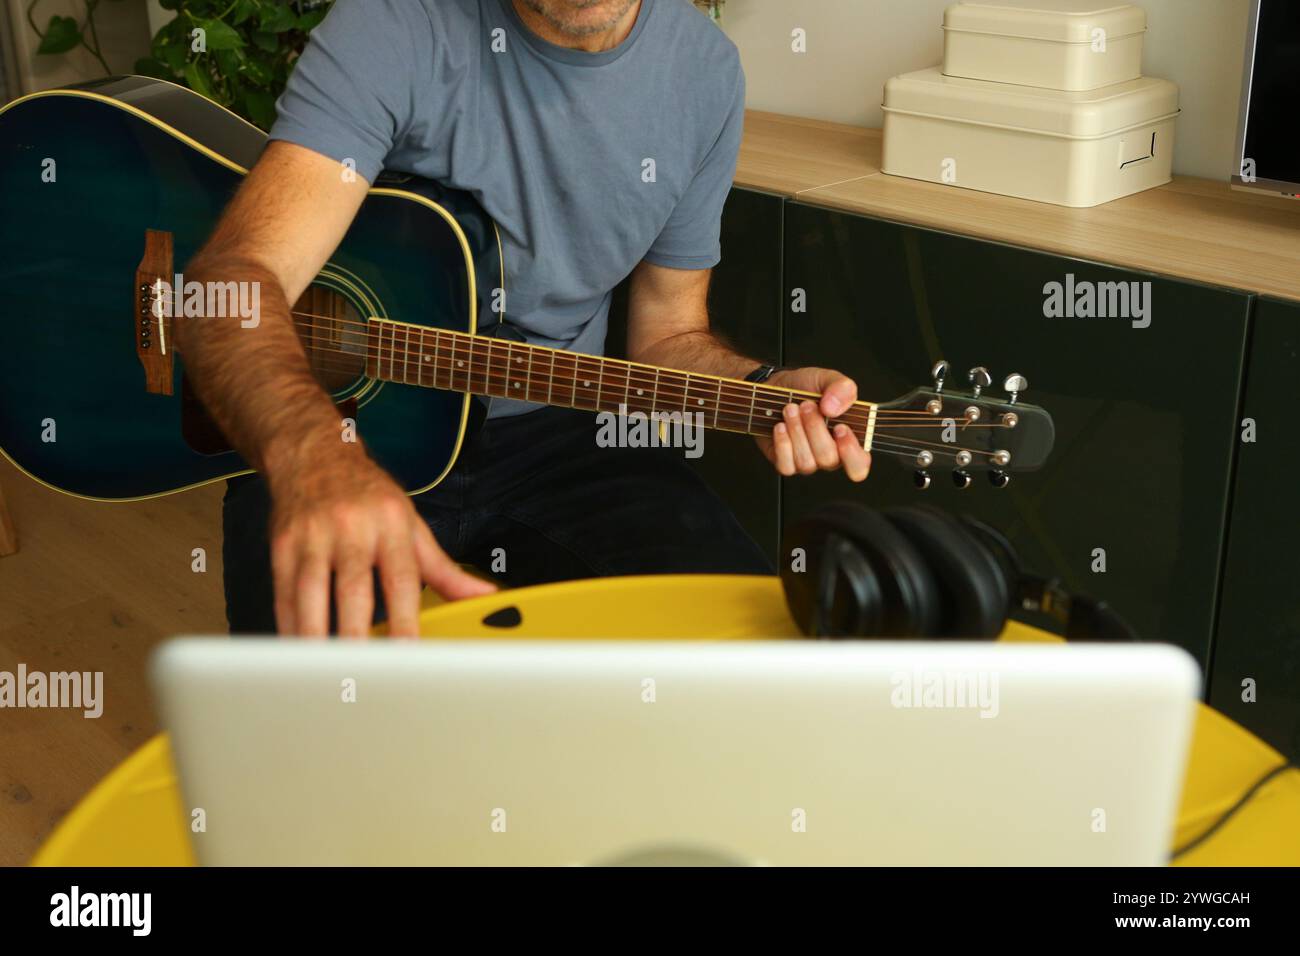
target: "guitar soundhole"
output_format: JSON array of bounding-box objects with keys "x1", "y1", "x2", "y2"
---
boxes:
[{"x1": 293, "y1": 284, "x2": 368, "y2": 392}]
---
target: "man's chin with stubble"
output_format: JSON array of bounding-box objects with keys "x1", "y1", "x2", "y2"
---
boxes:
[{"x1": 515, "y1": 0, "x2": 640, "y2": 38}]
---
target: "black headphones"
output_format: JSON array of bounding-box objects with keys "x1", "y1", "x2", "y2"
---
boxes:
[{"x1": 780, "y1": 501, "x2": 1137, "y2": 642}]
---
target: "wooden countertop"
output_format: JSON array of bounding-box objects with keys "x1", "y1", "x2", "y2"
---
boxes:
[{"x1": 735, "y1": 110, "x2": 1300, "y2": 304}]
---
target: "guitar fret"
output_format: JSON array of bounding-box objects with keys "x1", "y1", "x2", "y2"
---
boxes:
[
  {"x1": 545, "y1": 347, "x2": 555, "y2": 406},
  {"x1": 713, "y1": 379, "x2": 722, "y2": 429},
  {"x1": 450, "y1": 333, "x2": 463, "y2": 391},
  {"x1": 477, "y1": 338, "x2": 491, "y2": 397},
  {"x1": 746, "y1": 383, "x2": 758, "y2": 434},
  {"x1": 416, "y1": 327, "x2": 426, "y2": 387},
  {"x1": 525, "y1": 343, "x2": 534, "y2": 403},
  {"x1": 464, "y1": 335, "x2": 474, "y2": 394},
  {"x1": 435, "y1": 329, "x2": 446, "y2": 389},
  {"x1": 401, "y1": 325, "x2": 411, "y2": 384},
  {"x1": 389, "y1": 323, "x2": 398, "y2": 383}
]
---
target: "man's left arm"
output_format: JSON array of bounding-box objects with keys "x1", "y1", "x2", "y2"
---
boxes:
[{"x1": 625, "y1": 261, "x2": 871, "y2": 482}]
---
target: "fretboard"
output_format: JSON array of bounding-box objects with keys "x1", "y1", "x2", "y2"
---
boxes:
[{"x1": 364, "y1": 319, "x2": 878, "y2": 447}]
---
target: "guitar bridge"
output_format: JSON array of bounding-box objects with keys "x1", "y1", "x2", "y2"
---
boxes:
[{"x1": 134, "y1": 229, "x2": 174, "y2": 396}]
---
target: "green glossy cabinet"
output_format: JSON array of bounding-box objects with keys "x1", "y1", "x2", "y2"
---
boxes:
[
  {"x1": 780, "y1": 201, "x2": 1252, "y2": 667},
  {"x1": 1211, "y1": 298, "x2": 1300, "y2": 761},
  {"x1": 606, "y1": 187, "x2": 784, "y2": 564}
]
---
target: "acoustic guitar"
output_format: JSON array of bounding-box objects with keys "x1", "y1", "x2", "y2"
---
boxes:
[{"x1": 0, "y1": 77, "x2": 1053, "y2": 502}]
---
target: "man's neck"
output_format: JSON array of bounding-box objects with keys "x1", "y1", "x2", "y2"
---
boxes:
[{"x1": 510, "y1": 0, "x2": 643, "y2": 53}]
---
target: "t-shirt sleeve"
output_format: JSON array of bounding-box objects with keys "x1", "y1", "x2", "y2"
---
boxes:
[
  {"x1": 643, "y1": 65, "x2": 746, "y2": 271},
  {"x1": 268, "y1": 0, "x2": 433, "y2": 184}
]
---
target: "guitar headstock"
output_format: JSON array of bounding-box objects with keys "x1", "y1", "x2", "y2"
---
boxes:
[{"x1": 871, "y1": 361, "x2": 1055, "y2": 490}]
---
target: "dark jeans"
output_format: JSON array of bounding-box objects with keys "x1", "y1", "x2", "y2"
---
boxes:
[{"x1": 222, "y1": 405, "x2": 773, "y2": 633}]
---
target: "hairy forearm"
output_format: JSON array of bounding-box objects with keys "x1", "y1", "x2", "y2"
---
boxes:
[
  {"x1": 629, "y1": 328, "x2": 760, "y2": 381},
  {"x1": 175, "y1": 253, "x2": 347, "y2": 481}
]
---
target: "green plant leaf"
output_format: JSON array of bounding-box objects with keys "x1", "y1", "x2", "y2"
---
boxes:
[
  {"x1": 231, "y1": 0, "x2": 258, "y2": 25},
  {"x1": 260, "y1": 3, "x2": 298, "y2": 33},
  {"x1": 251, "y1": 30, "x2": 279, "y2": 53},
  {"x1": 243, "y1": 56, "x2": 273, "y2": 86},
  {"x1": 196, "y1": 18, "x2": 245, "y2": 50},
  {"x1": 158, "y1": 41, "x2": 187, "y2": 73},
  {"x1": 297, "y1": 9, "x2": 328, "y2": 32},
  {"x1": 36, "y1": 15, "x2": 81, "y2": 55},
  {"x1": 214, "y1": 47, "x2": 244, "y2": 79},
  {"x1": 243, "y1": 89, "x2": 277, "y2": 130},
  {"x1": 184, "y1": 60, "x2": 217, "y2": 102},
  {"x1": 133, "y1": 56, "x2": 172, "y2": 80}
]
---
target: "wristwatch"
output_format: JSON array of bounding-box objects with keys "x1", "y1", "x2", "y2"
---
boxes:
[{"x1": 744, "y1": 364, "x2": 785, "y2": 384}]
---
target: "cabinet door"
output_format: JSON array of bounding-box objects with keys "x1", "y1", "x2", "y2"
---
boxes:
[
  {"x1": 1211, "y1": 298, "x2": 1300, "y2": 760},
  {"x1": 782, "y1": 202, "x2": 1251, "y2": 666},
  {"x1": 607, "y1": 187, "x2": 784, "y2": 564}
]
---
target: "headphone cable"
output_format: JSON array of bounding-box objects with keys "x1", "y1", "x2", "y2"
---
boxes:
[{"x1": 1169, "y1": 760, "x2": 1296, "y2": 862}]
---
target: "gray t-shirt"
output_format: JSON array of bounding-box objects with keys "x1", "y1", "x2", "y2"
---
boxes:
[{"x1": 270, "y1": 0, "x2": 745, "y2": 417}]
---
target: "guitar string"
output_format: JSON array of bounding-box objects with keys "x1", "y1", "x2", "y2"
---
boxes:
[
  {"x1": 290, "y1": 345, "x2": 1009, "y2": 452},
  {"x1": 295, "y1": 352, "x2": 1004, "y2": 462},
  {"x1": 185, "y1": 305, "x2": 965, "y2": 426},
  {"x1": 156, "y1": 308, "x2": 1009, "y2": 458},
  {"x1": 190, "y1": 305, "x2": 1008, "y2": 425},
  {"x1": 286, "y1": 335, "x2": 1009, "y2": 454},
  {"x1": 289, "y1": 334, "x2": 948, "y2": 423},
  {"x1": 274, "y1": 308, "x2": 960, "y2": 417},
  {"x1": 286, "y1": 318, "x2": 1005, "y2": 430}
]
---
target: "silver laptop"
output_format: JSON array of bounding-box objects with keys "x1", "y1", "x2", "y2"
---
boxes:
[{"x1": 150, "y1": 639, "x2": 1199, "y2": 866}]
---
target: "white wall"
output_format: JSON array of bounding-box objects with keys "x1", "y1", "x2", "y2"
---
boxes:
[
  {"x1": 4, "y1": 0, "x2": 152, "y2": 93},
  {"x1": 721, "y1": 0, "x2": 1251, "y2": 181}
]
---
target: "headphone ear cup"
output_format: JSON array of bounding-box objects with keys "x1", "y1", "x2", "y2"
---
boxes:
[
  {"x1": 781, "y1": 502, "x2": 941, "y2": 638},
  {"x1": 883, "y1": 506, "x2": 1011, "y2": 639},
  {"x1": 809, "y1": 531, "x2": 884, "y2": 637},
  {"x1": 959, "y1": 514, "x2": 1023, "y2": 598}
]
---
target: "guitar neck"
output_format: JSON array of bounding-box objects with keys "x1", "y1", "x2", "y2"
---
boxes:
[{"x1": 364, "y1": 319, "x2": 879, "y2": 447}]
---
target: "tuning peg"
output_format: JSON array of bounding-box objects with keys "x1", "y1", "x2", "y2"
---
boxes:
[
  {"x1": 952, "y1": 470, "x2": 972, "y2": 490},
  {"x1": 931, "y1": 360, "x2": 950, "y2": 393},
  {"x1": 989, "y1": 470, "x2": 1010, "y2": 489},
  {"x1": 1003, "y1": 373, "x2": 1028, "y2": 405},
  {"x1": 914, "y1": 470, "x2": 932, "y2": 490},
  {"x1": 968, "y1": 366, "x2": 992, "y2": 398}
]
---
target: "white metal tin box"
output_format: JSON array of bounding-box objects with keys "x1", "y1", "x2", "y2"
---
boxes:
[
  {"x1": 881, "y1": 67, "x2": 1178, "y2": 208},
  {"x1": 943, "y1": 0, "x2": 1147, "y2": 92}
]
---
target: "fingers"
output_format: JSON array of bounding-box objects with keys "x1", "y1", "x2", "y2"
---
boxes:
[
  {"x1": 835, "y1": 425, "x2": 873, "y2": 482},
  {"x1": 781, "y1": 404, "x2": 819, "y2": 474},
  {"x1": 270, "y1": 455, "x2": 498, "y2": 641},
  {"x1": 334, "y1": 543, "x2": 376, "y2": 640},
  {"x1": 414, "y1": 523, "x2": 497, "y2": 602},
  {"x1": 271, "y1": 534, "x2": 298, "y2": 636},
  {"x1": 294, "y1": 544, "x2": 332, "y2": 639},
  {"x1": 817, "y1": 373, "x2": 858, "y2": 419},
  {"x1": 801, "y1": 401, "x2": 842, "y2": 470},
  {"x1": 377, "y1": 521, "x2": 423, "y2": 639},
  {"x1": 770, "y1": 424, "x2": 796, "y2": 476},
  {"x1": 765, "y1": 398, "x2": 871, "y2": 483}
]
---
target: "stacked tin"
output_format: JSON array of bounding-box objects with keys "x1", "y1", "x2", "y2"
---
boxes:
[{"x1": 882, "y1": 0, "x2": 1180, "y2": 207}]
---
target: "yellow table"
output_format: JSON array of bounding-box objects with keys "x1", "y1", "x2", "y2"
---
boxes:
[{"x1": 32, "y1": 575, "x2": 1300, "y2": 866}]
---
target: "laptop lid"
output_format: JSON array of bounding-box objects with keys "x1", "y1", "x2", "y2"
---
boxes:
[{"x1": 150, "y1": 639, "x2": 1199, "y2": 865}]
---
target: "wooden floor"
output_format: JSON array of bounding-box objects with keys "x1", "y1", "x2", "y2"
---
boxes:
[{"x1": 0, "y1": 457, "x2": 228, "y2": 866}]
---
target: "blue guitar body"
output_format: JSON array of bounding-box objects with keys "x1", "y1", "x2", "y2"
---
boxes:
[{"x1": 0, "y1": 77, "x2": 499, "y2": 500}]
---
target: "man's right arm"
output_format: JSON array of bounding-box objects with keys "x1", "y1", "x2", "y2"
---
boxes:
[{"x1": 177, "y1": 141, "x2": 494, "y2": 639}]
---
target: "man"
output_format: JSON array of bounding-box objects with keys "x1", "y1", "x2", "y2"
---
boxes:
[{"x1": 178, "y1": 0, "x2": 870, "y2": 639}]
